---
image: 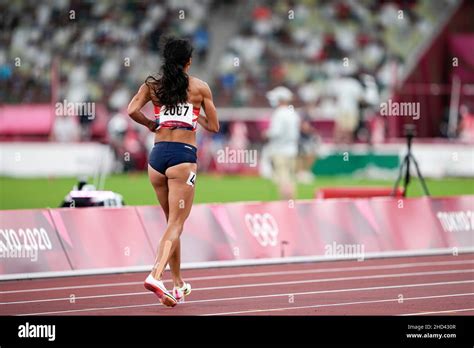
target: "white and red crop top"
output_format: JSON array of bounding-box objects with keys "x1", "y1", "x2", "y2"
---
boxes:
[{"x1": 153, "y1": 103, "x2": 199, "y2": 131}]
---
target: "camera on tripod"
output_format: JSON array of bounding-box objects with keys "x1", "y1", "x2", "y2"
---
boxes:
[
  {"x1": 403, "y1": 123, "x2": 417, "y2": 138},
  {"x1": 392, "y1": 123, "x2": 430, "y2": 197}
]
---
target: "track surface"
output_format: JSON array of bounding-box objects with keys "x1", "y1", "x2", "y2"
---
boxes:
[{"x1": 1, "y1": 254, "x2": 473, "y2": 316}]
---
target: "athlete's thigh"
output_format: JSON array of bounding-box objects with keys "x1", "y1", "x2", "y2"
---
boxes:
[
  {"x1": 165, "y1": 162, "x2": 197, "y2": 224},
  {"x1": 148, "y1": 164, "x2": 169, "y2": 220}
]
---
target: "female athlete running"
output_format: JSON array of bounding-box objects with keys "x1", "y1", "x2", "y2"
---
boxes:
[{"x1": 127, "y1": 37, "x2": 219, "y2": 307}]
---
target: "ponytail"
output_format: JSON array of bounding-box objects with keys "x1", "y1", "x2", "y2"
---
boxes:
[{"x1": 146, "y1": 37, "x2": 193, "y2": 109}]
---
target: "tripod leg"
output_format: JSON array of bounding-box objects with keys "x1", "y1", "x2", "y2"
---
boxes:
[
  {"x1": 392, "y1": 155, "x2": 407, "y2": 196},
  {"x1": 409, "y1": 154, "x2": 431, "y2": 196},
  {"x1": 403, "y1": 153, "x2": 411, "y2": 197}
]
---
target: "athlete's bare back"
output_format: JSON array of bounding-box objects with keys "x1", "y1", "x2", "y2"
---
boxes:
[{"x1": 150, "y1": 76, "x2": 213, "y2": 146}]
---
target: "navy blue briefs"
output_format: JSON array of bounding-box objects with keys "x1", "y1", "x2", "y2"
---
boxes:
[{"x1": 148, "y1": 141, "x2": 197, "y2": 175}]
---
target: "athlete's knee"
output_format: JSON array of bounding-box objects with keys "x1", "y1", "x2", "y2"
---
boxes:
[
  {"x1": 160, "y1": 235, "x2": 179, "y2": 250},
  {"x1": 164, "y1": 221, "x2": 184, "y2": 240}
]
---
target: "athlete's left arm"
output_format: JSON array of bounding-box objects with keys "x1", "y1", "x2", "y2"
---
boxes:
[
  {"x1": 127, "y1": 83, "x2": 157, "y2": 132},
  {"x1": 199, "y1": 82, "x2": 219, "y2": 133}
]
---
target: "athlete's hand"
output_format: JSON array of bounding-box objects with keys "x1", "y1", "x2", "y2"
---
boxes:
[
  {"x1": 146, "y1": 119, "x2": 158, "y2": 132},
  {"x1": 128, "y1": 84, "x2": 158, "y2": 132}
]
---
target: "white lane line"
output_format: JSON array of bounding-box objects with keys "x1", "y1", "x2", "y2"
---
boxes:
[
  {"x1": 6, "y1": 280, "x2": 474, "y2": 310},
  {"x1": 10, "y1": 280, "x2": 474, "y2": 315},
  {"x1": 4, "y1": 247, "x2": 472, "y2": 281},
  {"x1": 201, "y1": 293, "x2": 474, "y2": 316},
  {"x1": 2, "y1": 269, "x2": 473, "y2": 305},
  {"x1": 400, "y1": 308, "x2": 474, "y2": 316},
  {"x1": 0, "y1": 281, "x2": 141, "y2": 295},
  {"x1": 194, "y1": 269, "x2": 474, "y2": 291},
  {"x1": 16, "y1": 302, "x2": 162, "y2": 315},
  {"x1": 2, "y1": 259, "x2": 473, "y2": 295},
  {"x1": 7, "y1": 280, "x2": 474, "y2": 315}
]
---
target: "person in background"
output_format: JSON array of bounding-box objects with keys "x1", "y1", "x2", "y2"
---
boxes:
[
  {"x1": 264, "y1": 86, "x2": 300, "y2": 200},
  {"x1": 297, "y1": 104, "x2": 320, "y2": 183},
  {"x1": 193, "y1": 25, "x2": 210, "y2": 63},
  {"x1": 107, "y1": 109, "x2": 128, "y2": 172},
  {"x1": 459, "y1": 103, "x2": 474, "y2": 142},
  {"x1": 51, "y1": 114, "x2": 80, "y2": 143},
  {"x1": 328, "y1": 73, "x2": 365, "y2": 144},
  {"x1": 355, "y1": 73, "x2": 380, "y2": 143},
  {"x1": 78, "y1": 93, "x2": 95, "y2": 141}
]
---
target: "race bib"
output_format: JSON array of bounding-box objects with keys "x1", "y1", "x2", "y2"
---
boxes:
[{"x1": 159, "y1": 103, "x2": 194, "y2": 128}]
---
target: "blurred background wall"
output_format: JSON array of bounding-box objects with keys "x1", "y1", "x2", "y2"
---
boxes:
[{"x1": 0, "y1": 0, "x2": 473, "y2": 178}]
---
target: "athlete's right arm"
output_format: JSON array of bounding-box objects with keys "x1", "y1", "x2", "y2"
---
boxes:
[
  {"x1": 198, "y1": 82, "x2": 219, "y2": 133},
  {"x1": 127, "y1": 83, "x2": 157, "y2": 132}
]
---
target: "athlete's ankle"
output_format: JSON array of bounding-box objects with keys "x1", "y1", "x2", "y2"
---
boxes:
[
  {"x1": 150, "y1": 271, "x2": 162, "y2": 281},
  {"x1": 174, "y1": 279, "x2": 184, "y2": 288}
]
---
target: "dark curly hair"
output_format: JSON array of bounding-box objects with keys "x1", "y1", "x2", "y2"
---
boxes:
[{"x1": 146, "y1": 36, "x2": 194, "y2": 109}]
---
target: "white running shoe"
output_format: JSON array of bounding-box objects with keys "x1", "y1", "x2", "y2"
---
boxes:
[
  {"x1": 172, "y1": 282, "x2": 192, "y2": 303},
  {"x1": 144, "y1": 274, "x2": 177, "y2": 307}
]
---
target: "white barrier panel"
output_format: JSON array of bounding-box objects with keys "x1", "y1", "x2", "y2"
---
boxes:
[
  {"x1": 0, "y1": 196, "x2": 472, "y2": 280},
  {"x1": 0, "y1": 142, "x2": 114, "y2": 177}
]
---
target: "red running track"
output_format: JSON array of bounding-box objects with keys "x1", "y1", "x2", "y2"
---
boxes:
[{"x1": 1, "y1": 253, "x2": 473, "y2": 316}]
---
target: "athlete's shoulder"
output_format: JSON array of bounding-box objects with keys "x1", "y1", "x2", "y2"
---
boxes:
[
  {"x1": 144, "y1": 76, "x2": 160, "y2": 89},
  {"x1": 139, "y1": 82, "x2": 149, "y2": 91},
  {"x1": 140, "y1": 80, "x2": 159, "y2": 104},
  {"x1": 189, "y1": 75, "x2": 210, "y2": 89},
  {"x1": 135, "y1": 82, "x2": 151, "y2": 96}
]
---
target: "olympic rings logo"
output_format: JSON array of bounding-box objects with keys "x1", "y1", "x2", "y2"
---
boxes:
[{"x1": 244, "y1": 213, "x2": 279, "y2": 247}]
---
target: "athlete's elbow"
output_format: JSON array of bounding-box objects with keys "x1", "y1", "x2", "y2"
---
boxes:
[
  {"x1": 127, "y1": 104, "x2": 139, "y2": 117},
  {"x1": 209, "y1": 123, "x2": 220, "y2": 133}
]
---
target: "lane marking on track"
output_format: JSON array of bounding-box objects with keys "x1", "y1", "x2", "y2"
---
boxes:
[
  {"x1": 2, "y1": 269, "x2": 473, "y2": 305},
  {"x1": 400, "y1": 308, "x2": 474, "y2": 316},
  {"x1": 193, "y1": 269, "x2": 474, "y2": 291},
  {"x1": 3, "y1": 248, "x2": 473, "y2": 281},
  {"x1": 2, "y1": 259, "x2": 473, "y2": 295},
  {"x1": 16, "y1": 290, "x2": 474, "y2": 316},
  {"x1": 11, "y1": 279, "x2": 474, "y2": 315},
  {"x1": 201, "y1": 293, "x2": 474, "y2": 316}
]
